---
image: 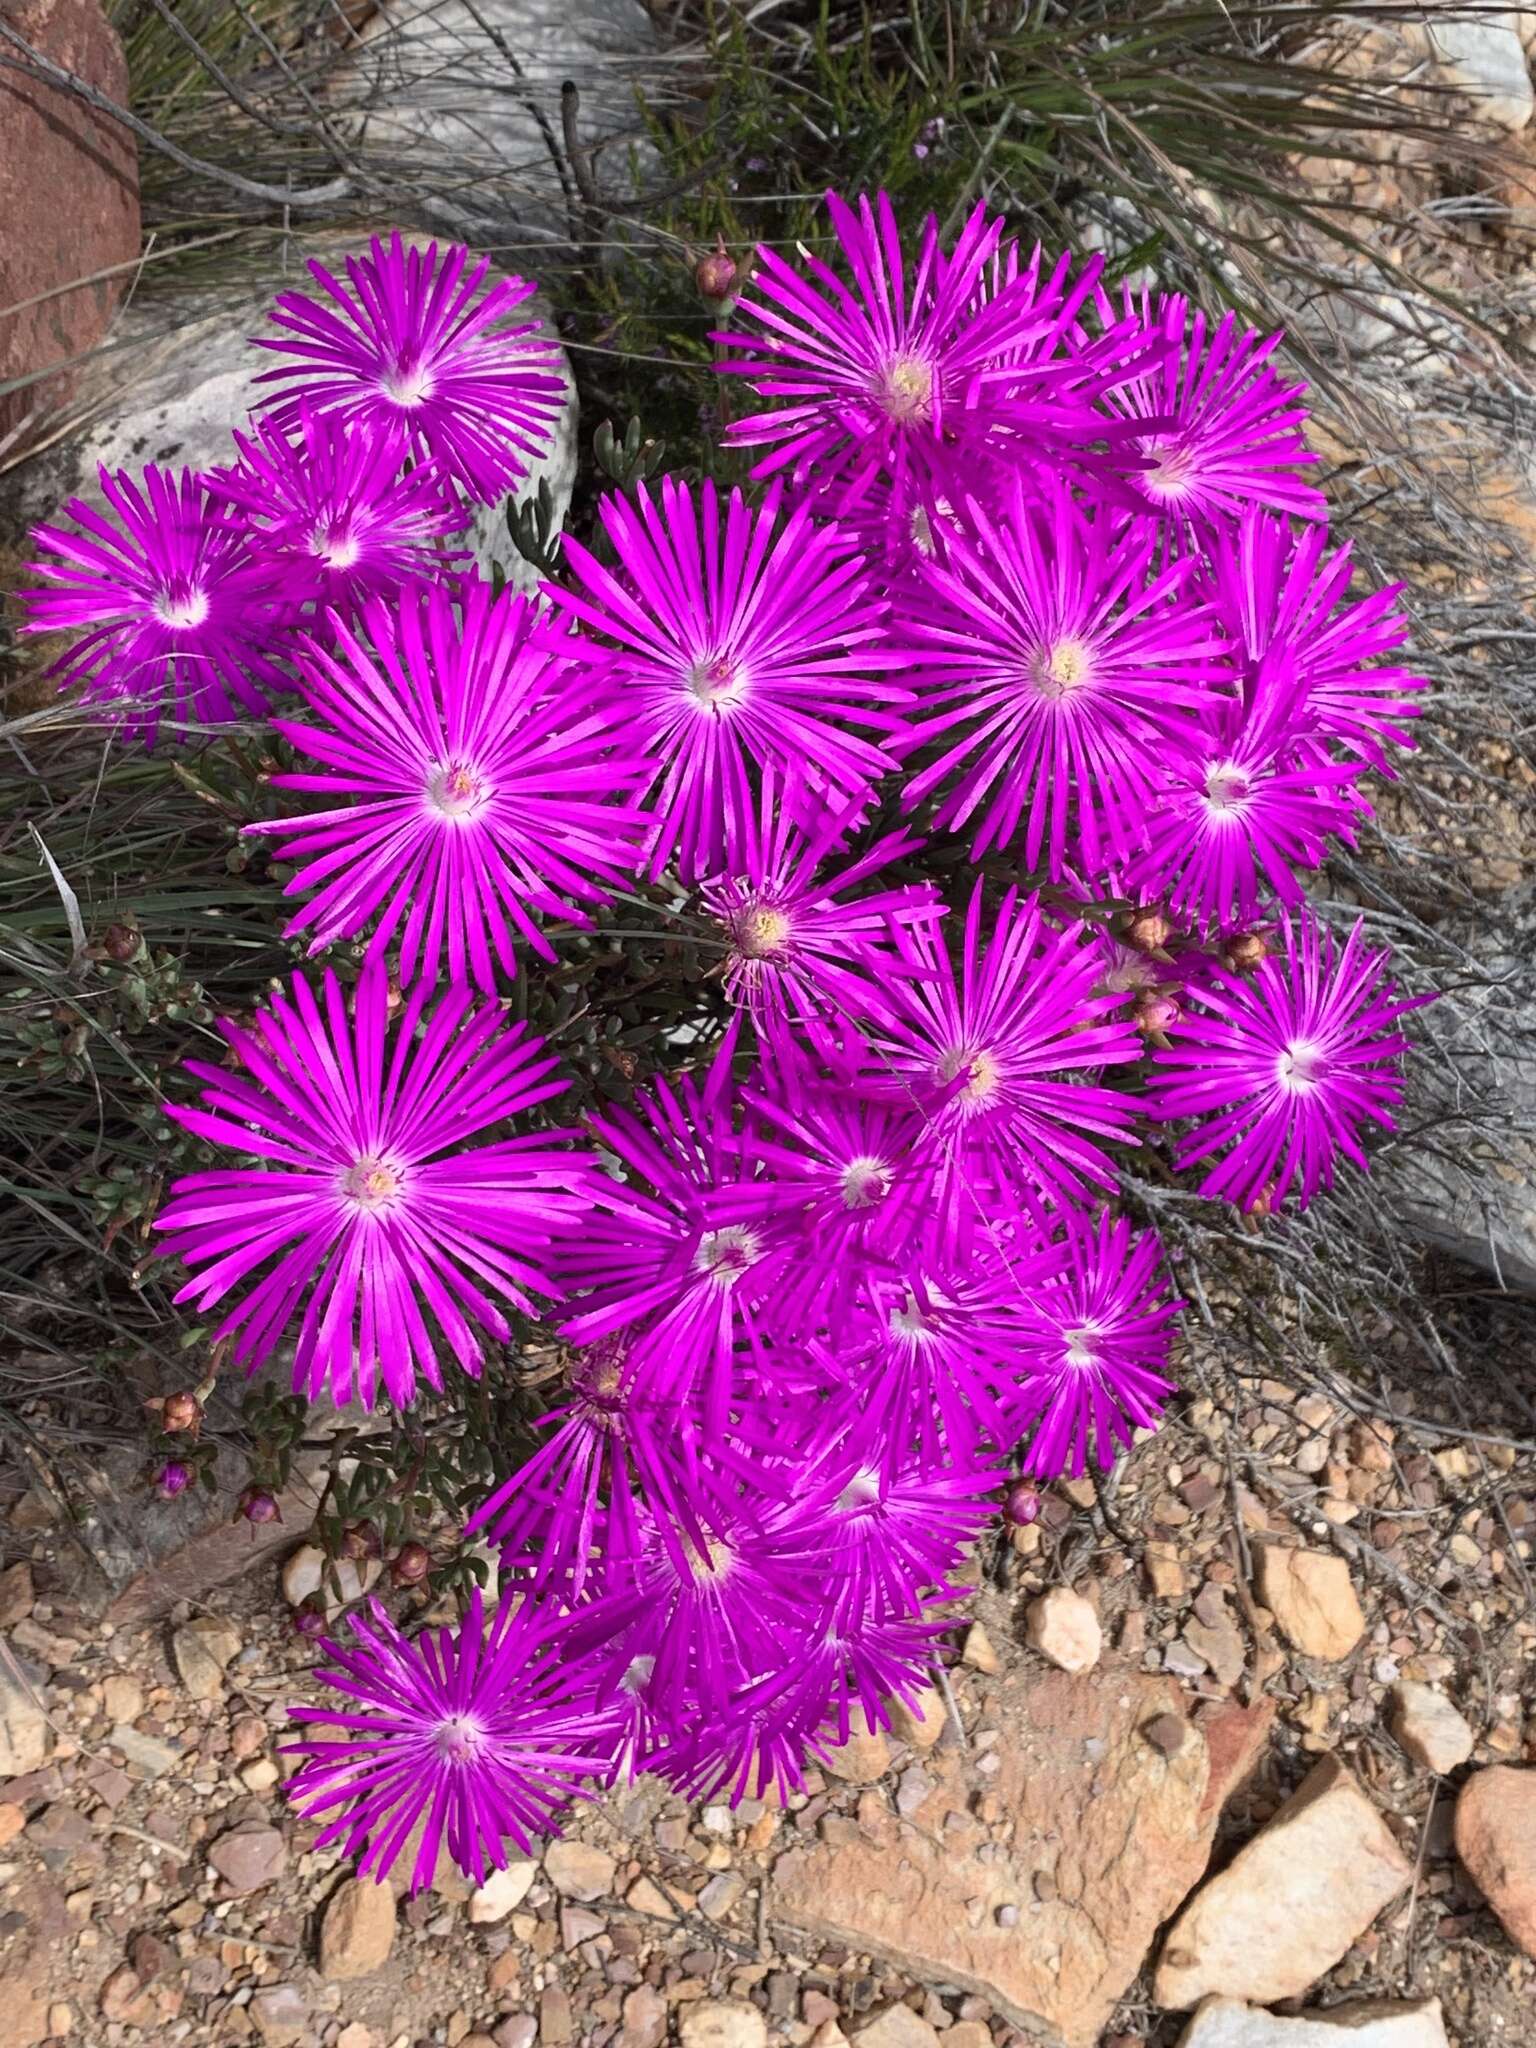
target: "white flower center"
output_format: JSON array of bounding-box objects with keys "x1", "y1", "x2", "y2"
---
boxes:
[
  {"x1": 1063, "y1": 1324, "x2": 1102, "y2": 1370},
  {"x1": 1276, "y1": 1038, "x2": 1327, "y2": 1091},
  {"x1": 839, "y1": 1155, "x2": 891, "y2": 1210},
  {"x1": 1203, "y1": 760, "x2": 1252, "y2": 813},
  {"x1": 381, "y1": 357, "x2": 435, "y2": 408},
  {"x1": 835, "y1": 1467, "x2": 881, "y2": 1514},
  {"x1": 427, "y1": 759, "x2": 490, "y2": 821},
  {"x1": 1029, "y1": 636, "x2": 1095, "y2": 699},
  {"x1": 733, "y1": 903, "x2": 793, "y2": 960},
  {"x1": 432, "y1": 1713, "x2": 485, "y2": 1764},
  {"x1": 153, "y1": 586, "x2": 210, "y2": 631},
  {"x1": 875, "y1": 353, "x2": 935, "y2": 424},
  {"x1": 1141, "y1": 435, "x2": 1199, "y2": 502},
  {"x1": 342, "y1": 1156, "x2": 406, "y2": 1211},
  {"x1": 312, "y1": 522, "x2": 361, "y2": 569},
  {"x1": 685, "y1": 653, "x2": 746, "y2": 710},
  {"x1": 939, "y1": 1046, "x2": 1002, "y2": 1108},
  {"x1": 693, "y1": 1224, "x2": 760, "y2": 1287}
]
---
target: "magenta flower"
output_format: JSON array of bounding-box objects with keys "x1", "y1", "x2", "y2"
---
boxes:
[
  {"x1": 1150, "y1": 908, "x2": 1428, "y2": 1211},
  {"x1": 1126, "y1": 650, "x2": 1362, "y2": 933},
  {"x1": 247, "y1": 582, "x2": 651, "y2": 991},
  {"x1": 871, "y1": 884, "x2": 1144, "y2": 1232},
  {"x1": 558, "y1": 1031, "x2": 786, "y2": 1419},
  {"x1": 1211, "y1": 509, "x2": 1426, "y2": 770},
  {"x1": 1008, "y1": 1213, "x2": 1178, "y2": 1478},
  {"x1": 545, "y1": 478, "x2": 907, "y2": 881},
  {"x1": 700, "y1": 775, "x2": 941, "y2": 1030},
  {"x1": 208, "y1": 406, "x2": 467, "y2": 621},
  {"x1": 715, "y1": 192, "x2": 1114, "y2": 521},
  {"x1": 285, "y1": 1591, "x2": 618, "y2": 1891},
  {"x1": 1101, "y1": 293, "x2": 1324, "y2": 530},
  {"x1": 22, "y1": 465, "x2": 285, "y2": 741},
  {"x1": 898, "y1": 480, "x2": 1226, "y2": 871},
  {"x1": 254, "y1": 233, "x2": 565, "y2": 504},
  {"x1": 155, "y1": 965, "x2": 588, "y2": 1408}
]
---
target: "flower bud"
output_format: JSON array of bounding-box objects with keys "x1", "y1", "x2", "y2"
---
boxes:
[
  {"x1": 1135, "y1": 990, "x2": 1182, "y2": 1036},
  {"x1": 161, "y1": 1390, "x2": 203, "y2": 1435},
  {"x1": 389, "y1": 1541, "x2": 431, "y2": 1588},
  {"x1": 1126, "y1": 907, "x2": 1172, "y2": 953},
  {"x1": 339, "y1": 1520, "x2": 381, "y2": 1562},
  {"x1": 695, "y1": 244, "x2": 738, "y2": 303},
  {"x1": 155, "y1": 1460, "x2": 193, "y2": 1499},
  {"x1": 1225, "y1": 930, "x2": 1269, "y2": 972},
  {"x1": 236, "y1": 1486, "x2": 280, "y2": 1525},
  {"x1": 1004, "y1": 1480, "x2": 1042, "y2": 1527},
  {"x1": 102, "y1": 922, "x2": 143, "y2": 963},
  {"x1": 292, "y1": 1597, "x2": 328, "y2": 1639}
]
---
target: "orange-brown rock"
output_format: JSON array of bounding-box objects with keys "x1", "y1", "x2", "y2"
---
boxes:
[
  {"x1": 773, "y1": 1664, "x2": 1273, "y2": 2048},
  {"x1": 0, "y1": 0, "x2": 139, "y2": 445}
]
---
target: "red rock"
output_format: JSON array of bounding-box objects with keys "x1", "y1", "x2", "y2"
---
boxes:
[
  {"x1": 0, "y1": 0, "x2": 139, "y2": 445},
  {"x1": 773, "y1": 1665, "x2": 1273, "y2": 2048},
  {"x1": 1455, "y1": 1764, "x2": 1536, "y2": 1958}
]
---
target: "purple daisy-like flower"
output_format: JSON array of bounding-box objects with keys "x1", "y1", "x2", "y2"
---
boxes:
[
  {"x1": 1100, "y1": 292, "x2": 1324, "y2": 530},
  {"x1": 1008, "y1": 1212, "x2": 1178, "y2": 1479},
  {"x1": 700, "y1": 776, "x2": 941, "y2": 1030},
  {"x1": 1126, "y1": 647, "x2": 1363, "y2": 933},
  {"x1": 285, "y1": 1590, "x2": 618, "y2": 1891},
  {"x1": 155, "y1": 964, "x2": 588, "y2": 1408},
  {"x1": 246, "y1": 582, "x2": 651, "y2": 991},
  {"x1": 715, "y1": 193, "x2": 1116, "y2": 520},
  {"x1": 558, "y1": 1030, "x2": 789, "y2": 1422},
  {"x1": 1212, "y1": 509, "x2": 1426, "y2": 770},
  {"x1": 898, "y1": 479, "x2": 1226, "y2": 871},
  {"x1": 208, "y1": 407, "x2": 467, "y2": 622},
  {"x1": 22, "y1": 464, "x2": 285, "y2": 741},
  {"x1": 1150, "y1": 908, "x2": 1428, "y2": 1211},
  {"x1": 253, "y1": 233, "x2": 565, "y2": 504},
  {"x1": 871, "y1": 884, "x2": 1143, "y2": 1234},
  {"x1": 546, "y1": 478, "x2": 906, "y2": 881}
]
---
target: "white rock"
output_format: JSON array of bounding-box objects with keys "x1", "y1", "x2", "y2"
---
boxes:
[
  {"x1": 678, "y1": 2001, "x2": 769, "y2": 2048},
  {"x1": 1176, "y1": 1994, "x2": 1449, "y2": 2046},
  {"x1": 331, "y1": 0, "x2": 658, "y2": 236},
  {"x1": 467, "y1": 1858, "x2": 537, "y2": 1924},
  {"x1": 2, "y1": 237, "x2": 578, "y2": 607},
  {"x1": 280, "y1": 1545, "x2": 381, "y2": 1615},
  {"x1": 1387, "y1": 1682, "x2": 1474, "y2": 1774},
  {"x1": 172, "y1": 1618, "x2": 241, "y2": 1702},
  {"x1": 1024, "y1": 1588, "x2": 1101, "y2": 1674},
  {"x1": 543, "y1": 1837, "x2": 616, "y2": 1900},
  {"x1": 851, "y1": 2006, "x2": 942, "y2": 2048},
  {"x1": 1424, "y1": 15, "x2": 1533, "y2": 133},
  {"x1": 1155, "y1": 1756, "x2": 1412, "y2": 2010},
  {"x1": 0, "y1": 1662, "x2": 50, "y2": 1779}
]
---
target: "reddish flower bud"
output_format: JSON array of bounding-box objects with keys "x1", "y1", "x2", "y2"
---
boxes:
[
  {"x1": 161, "y1": 1390, "x2": 203, "y2": 1434},
  {"x1": 1135, "y1": 990, "x2": 1182, "y2": 1036},
  {"x1": 1126, "y1": 907, "x2": 1172, "y2": 953},
  {"x1": 1225, "y1": 930, "x2": 1269, "y2": 972},
  {"x1": 1004, "y1": 1480, "x2": 1042, "y2": 1527},
  {"x1": 102, "y1": 922, "x2": 143, "y2": 963},
  {"x1": 389, "y1": 1541, "x2": 431, "y2": 1588},
  {"x1": 339, "y1": 1520, "x2": 382, "y2": 1562},
  {"x1": 155, "y1": 1460, "x2": 193, "y2": 1499},
  {"x1": 695, "y1": 245, "x2": 738, "y2": 303},
  {"x1": 236, "y1": 1486, "x2": 280, "y2": 1525},
  {"x1": 292, "y1": 1597, "x2": 328, "y2": 1639}
]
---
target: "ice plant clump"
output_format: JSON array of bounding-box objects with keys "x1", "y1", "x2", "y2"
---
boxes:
[{"x1": 18, "y1": 197, "x2": 1436, "y2": 1889}]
